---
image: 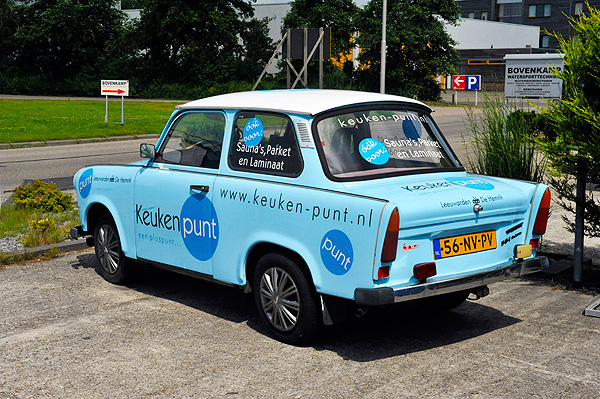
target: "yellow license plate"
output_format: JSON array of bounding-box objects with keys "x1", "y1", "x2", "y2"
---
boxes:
[{"x1": 433, "y1": 230, "x2": 497, "y2": 259}]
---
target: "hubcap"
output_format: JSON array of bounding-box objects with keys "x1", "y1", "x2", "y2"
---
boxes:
[
  {"x1": 97, "y1": 224, "x2": 120, "y2": 275},
  {"x1": 259, "y1": 267, "x2": 300, "y2": 332}
]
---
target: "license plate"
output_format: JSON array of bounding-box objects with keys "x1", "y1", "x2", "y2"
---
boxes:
[{"x1": 433, "y1": 230, "x2": 497, "y2": 259}]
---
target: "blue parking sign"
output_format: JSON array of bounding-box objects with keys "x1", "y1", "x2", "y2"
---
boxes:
[{"x1": 465, "y1": 75, "x2": 481, "y2": 91}]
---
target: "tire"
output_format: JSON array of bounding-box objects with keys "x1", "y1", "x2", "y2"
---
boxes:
[
  {"x1": 253, "y1": 253, "x2": 321, "y2": 345},
  {"x1": 414, "y1": 290, "x2": 470, "y2": 312},
  {"x1": 94, "y1": 213, "x2": 134, "y2": 285}
]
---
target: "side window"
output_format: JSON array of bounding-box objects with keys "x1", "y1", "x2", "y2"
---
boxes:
[
  {"x1": 228, "y1": 111, "x2": 303, "y2": 177},
  {"x1": 156, "y1": 111, "x2": 225, "y2": 169}
]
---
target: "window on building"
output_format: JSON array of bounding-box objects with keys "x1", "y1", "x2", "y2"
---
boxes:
[
  {"x1": 498, "y1": 3, "x2": 523, "y2": 23},
  {"x1": 529, "y1": 5, "x2": 537, "y2": 17},
  {"x1": 530, "y1": 4, "x2": 551, "y2": 18},
  {"x1": 468, "y1": 12, "x2": 475, "y2": 19},
  {"x1": 541, "y1": 35, "x2": 550, "y2": 48},
  {"x1": 481, "y1": 11, "x2": 488, "y2": 20},
  {"x1": 575, "y1": 2, "x2": 583, "y2": 15},
  {"x1": 544, "y1": 4, "x2": 551, "y2": 17}
]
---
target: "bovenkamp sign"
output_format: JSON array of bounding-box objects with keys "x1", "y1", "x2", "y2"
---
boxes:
[
  {"x1": 504, "y1": 54, "x2": 564, "y2": 99},
  {"x1": 100, "y1": 80, "x2": 129, "y2": 97}
]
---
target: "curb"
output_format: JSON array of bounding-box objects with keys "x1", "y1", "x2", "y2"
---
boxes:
[
  {"x1": 3, "y1": 239, "x2": 91, "y2": 260},
  {"x1": 0, "y1": 134, "x2": 161, "y2": 150}
]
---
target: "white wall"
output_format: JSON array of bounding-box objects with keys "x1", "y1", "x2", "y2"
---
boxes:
[{"x1": 445, "y1": 18, "x2": 540, "y2": 49}]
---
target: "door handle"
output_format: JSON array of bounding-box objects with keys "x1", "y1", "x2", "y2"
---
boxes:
[{"x1": 190, "y1": 185, "x2": 210, "y2": 193}]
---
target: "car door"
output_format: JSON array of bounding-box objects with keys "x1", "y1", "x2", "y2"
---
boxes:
[{"x1": 133, "y1": 110, "x2": 225, "y2": 276}]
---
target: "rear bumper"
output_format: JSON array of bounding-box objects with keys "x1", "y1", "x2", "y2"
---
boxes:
[{"x1": 354, "y1": 256, "x2": 549, "y2": 306}]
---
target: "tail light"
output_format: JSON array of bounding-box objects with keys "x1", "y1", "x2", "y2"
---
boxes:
[
  {"x1": 533, "y1": 188, "x2": 551, "y2": 235},
  {"x1": 381, "y1": 208, "x2": 400, "y2": 262},
  {"x1": 414, "y1": 262, "x2": 437, "y2": 281},
  {"x1": 377, "y1": 266, "x2": 390, "y2": 279}
]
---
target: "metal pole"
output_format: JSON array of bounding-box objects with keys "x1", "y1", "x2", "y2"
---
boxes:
[
  {"x1": 121, "y1": 95, "x2": 124, "y2": 124},
  {"x1": 303, "y1": 28, "x2": 308, "y2": 87},
  {"x1": 291, "y1": 30, "x2": 325, "y2": 89},
  {"x1": 574, "y1": 158, "x2": 586, "y2": 286},
  {"x1": 380, "y1": 0, "x2": 387, "y2": 94},
  {"x1": 287, "y1": 29, "x2": 291, "y2": 89},
  {"x1": 319, "y1": 27, "x2": 323, "y2": 89},
  {"x1": 252, "y1": 32, "x2": 288, "y2": 91},
  {"x1": 105, "y1": 95, "x2": 108, "y2": 123}
]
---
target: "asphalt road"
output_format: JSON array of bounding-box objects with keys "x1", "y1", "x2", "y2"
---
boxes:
[
  {"x1": 0, "y1": 106, "x2": 471, "y2": 204},
  {"x1": 0, "y1": 137, "x2": 157, "y2": 203},
  {"x1": 1, "y1": 250, "x2": 599, "y2": 398}
]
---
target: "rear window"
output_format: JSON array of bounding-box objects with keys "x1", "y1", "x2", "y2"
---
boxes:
[{"x1": 315, "y1": 106, "x2": 461, "y2": 180}]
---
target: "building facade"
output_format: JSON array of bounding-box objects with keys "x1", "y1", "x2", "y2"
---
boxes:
[{"x1": 456, "y1": 0, "x2": 600, "y2": 49}]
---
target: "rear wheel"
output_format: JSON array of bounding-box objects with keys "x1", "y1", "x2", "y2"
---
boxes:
[
  {"x1": 253, "y1": 253, "x2": 320, "y2": 345},
  {"x1": 94, "y1": 213, "x2": 134, "y2": 285},
  {"x1": 414, "y1": 290, "x2": 470, "y2": 312}
]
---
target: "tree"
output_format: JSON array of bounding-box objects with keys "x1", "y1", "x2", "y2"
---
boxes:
[
  {"x1": 0, "y1": 0, "x2": 16, "y2": 71},
  {"x1": 355, "y1": 0, "x2": 459, "y2": 100},
  {"x1": 11, "y1": 0, "x2": 126, "y2": 81},
  {"x1": 282, "y1": 0, "x2": 361, "y2": 72},
  {"x1": 134, "y1": 0, "x2": 273, "y2": 88},
  {"x1": 537, "y1": 4, "x2": 600, "y2": 237},
  {"x1": 238, "y1": 17, "x2": 277, "y2": 81}
]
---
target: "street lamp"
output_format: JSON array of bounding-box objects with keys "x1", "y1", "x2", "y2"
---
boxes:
[{"x1": 380, "y1": 0, "x2": 387, "y2": 94}]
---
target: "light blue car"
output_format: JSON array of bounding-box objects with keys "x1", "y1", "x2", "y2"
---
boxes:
[{"x1": 72, "y1": 90, "x2": 551, "y2": 344}]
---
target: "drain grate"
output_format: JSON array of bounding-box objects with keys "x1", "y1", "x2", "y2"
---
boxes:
[{"x1": 584, "y1": 296, "x2": 600, "y2": 318}]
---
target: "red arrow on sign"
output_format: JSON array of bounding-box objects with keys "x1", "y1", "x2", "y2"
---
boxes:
[
  {"x1": 102, "y1": 89, "x2": 125, "y2": 94},
  {"x1": 452, "y1": 75, "x2": 465, "y2": 90}
]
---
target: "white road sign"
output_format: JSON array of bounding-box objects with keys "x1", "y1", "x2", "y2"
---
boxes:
[
  {"x1": 504, "y1": 54, "x2": 564, "y2": 99},
  {"x1": 100, "y1": 80, "x2": 129, "y2": 97}
]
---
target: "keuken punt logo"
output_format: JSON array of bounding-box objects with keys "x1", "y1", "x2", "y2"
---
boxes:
[
  {"x1": 445, "y1": 177, "x2": 494, "y2": 191},
  {"x1": 78, "y1": 168, "x2": 93, "y2": 199},
  {"x1": 180, "y1": 194, "x2": 219, "y2": 261},
  {"x1": 320, "y1": 229, "x2": 354, "y2": 275}
]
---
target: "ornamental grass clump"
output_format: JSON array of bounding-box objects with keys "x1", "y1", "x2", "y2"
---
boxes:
[{"x1": 463, "y1": 95, "x2": 547, "y2": 183}]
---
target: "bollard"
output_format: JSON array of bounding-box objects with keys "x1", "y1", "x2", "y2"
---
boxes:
[{"x1": 573, "y1": 158, "x2": 586, "y2": 287}]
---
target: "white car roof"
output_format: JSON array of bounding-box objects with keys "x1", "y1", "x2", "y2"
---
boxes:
[{"x1": 177, "y1": 89, "x2": 429, "y2": 116}]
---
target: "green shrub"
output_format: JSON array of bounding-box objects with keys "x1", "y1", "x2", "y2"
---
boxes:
[
  {"x1": 14, "y1": 180, "x2": 73, "y2": 213},
  {"x1": 463, "y1": 94, "x2": 546, "y2": 183}
]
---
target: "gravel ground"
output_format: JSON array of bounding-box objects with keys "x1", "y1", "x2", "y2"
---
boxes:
[
  {"x1": 1, "y1": 251, "x2": 599, "y2": 398},
  {"x1": 0, "y1": 236, "x2": 24, "y2": 253}
]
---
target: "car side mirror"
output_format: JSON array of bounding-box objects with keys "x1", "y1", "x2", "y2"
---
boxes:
[{"x1": 140, "y1": 143, "x2": 156, "y2": 159}]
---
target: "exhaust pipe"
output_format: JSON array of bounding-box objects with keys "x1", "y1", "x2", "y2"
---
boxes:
[{"x1": 470, "y1": 286, "x2": 490, "y2": 300}]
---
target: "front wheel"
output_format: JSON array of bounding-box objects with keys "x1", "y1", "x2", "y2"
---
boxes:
[
  {"x1": 253, "y1": 253, "x2": 320, "y2": 345},
  {"x1": 94, "y1": 213, "x2": 134, "y2": 285}
]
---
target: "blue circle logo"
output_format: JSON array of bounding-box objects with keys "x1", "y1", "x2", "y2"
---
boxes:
[
  {"x1": 358, "y1": 138, "x2": 389, "y2": 165},
  {"x1": 180, "y1": 194, "x2": 219, "y2": 261},
  {"x1": 446, "y1": 177, "x2": 495, "y2": 191},
  {"x1": 320, "y1": 230, "x2": 354, "y2": 275},
  {"x1": 78, "y1": 168, "x2": 93, "y2": 199},
  {"x1": 243, "y1": 117, "x2": 263, "y2": 147}
]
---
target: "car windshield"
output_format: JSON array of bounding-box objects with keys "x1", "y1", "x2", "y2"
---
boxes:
[{"x1": 315, "y1": 106, "x2": 461, "y2": 180}]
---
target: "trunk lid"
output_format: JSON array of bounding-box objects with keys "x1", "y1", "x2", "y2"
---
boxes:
[{"x1": 342, "y1": 172, "x2": 539, "y2": 283}]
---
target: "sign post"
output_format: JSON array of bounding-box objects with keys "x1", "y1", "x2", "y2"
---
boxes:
[
  {"x1": 100, "y1": 80, "x2": 129, "y2": 124},
  {"x1": 452, "y1": 75, "x2": 481, "y2": 105}
]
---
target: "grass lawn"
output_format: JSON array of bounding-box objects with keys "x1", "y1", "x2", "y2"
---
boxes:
[{"x1": 0, "y1": 99, "x2": 184, "y2": 143}]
